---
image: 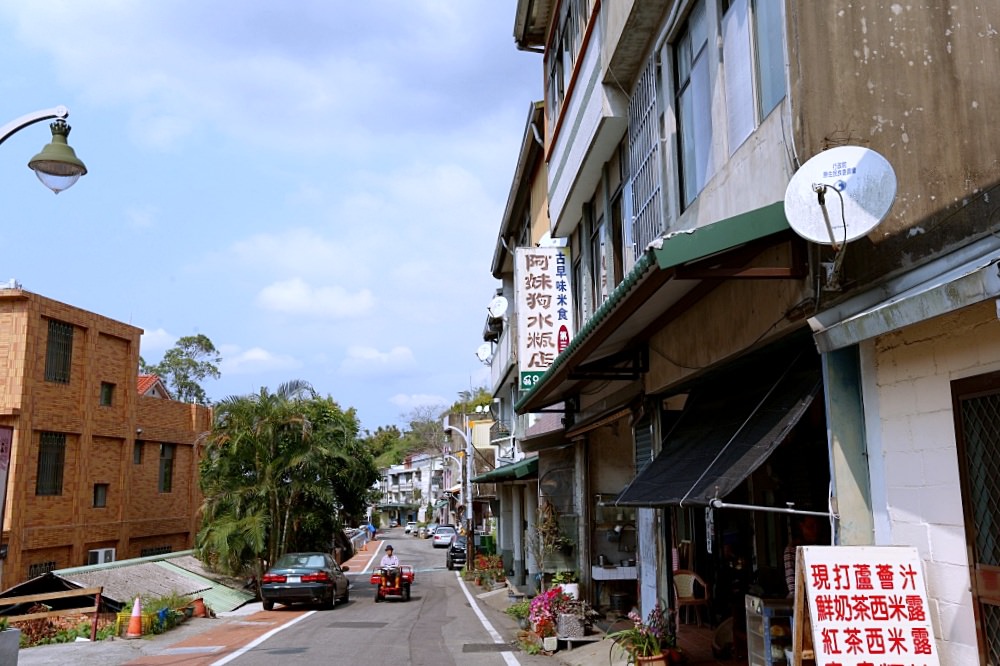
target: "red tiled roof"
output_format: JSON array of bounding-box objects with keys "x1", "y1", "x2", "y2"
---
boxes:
[{"x1": 137, "y1": 375, "x2": 159, "y2": 395}]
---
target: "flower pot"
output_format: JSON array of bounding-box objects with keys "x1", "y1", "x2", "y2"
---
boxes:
[
  {"x1": 634, "y1": 654, "x2": 668, "y2": 665},
  {"x1": 518, "y1": 617, "x2": 530, "y2": 630},
  {"x1": 542, "y1": 636, "x2": 558, "y2": 652},
  {"x1": 556, "y1": 612, "x2": 585, "y2": 638},
  {"x1": 192, "y1": 597, "x2": 207, "y2": 618},
  {"x1": 561, "y1": 582, "x2": 579, "y2": 599}
]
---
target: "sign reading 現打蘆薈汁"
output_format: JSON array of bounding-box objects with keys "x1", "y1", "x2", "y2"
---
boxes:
[
  {"x1": 514, "y1": 247, "x2": 573, "y2": 392},
  {"x1": 798, "y1": 546, "x2": 940, "y2": 666}
]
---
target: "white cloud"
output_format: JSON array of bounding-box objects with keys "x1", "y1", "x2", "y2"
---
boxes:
[
  {"x1": 139, "y1": 328, "x2": 175, "y2": 358},
  {"x1": 256, "y1": 278, "x2": 374, "y2": 318},
  {"x1": 389, "y1": 393, "x2": 449, "y2": 411},
  {"x1": 340, "y1": 346, "x2": 415, "y2": 376},
  {"x1": 220, "y1": 345, "x2": 301, "y2": 375}
]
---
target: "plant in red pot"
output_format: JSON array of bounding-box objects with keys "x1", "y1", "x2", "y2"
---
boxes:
[{"x1": 606, "y1": 603, "x2": 684, "y2": 664}]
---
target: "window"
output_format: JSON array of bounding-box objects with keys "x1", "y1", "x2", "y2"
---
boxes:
[
  {"x1": 675, "y1": 0, "x2": 713, "y2": 208},
  {"x1": 100, "y1": 382, "x2": 115, "y2": 406},
  {"x1": 44, "y1": 319, "x2": 74, "y2": 383},
  {"x1": 133, "y1": 440, "x2": 143, "y2": 464},
  {"x1": 36, "y1": 432, "x2": 66, "y2": 496},
  {"x1": 93, "y1": 483, "x2": 109, "y2": 508},
  {"x1": 545, "y1": 0, "x2": 591, "y2": 129},
  {"x1": 159, "y1": 444, "x2": 175, "y2": 493},
  {"x1": 723, "y1": 0, "x2": 787, "y2": 151},
  {"x1": 590, "y1": 201, "x2": 608, "y2": 307},
  {"x1": 28, "y1": 561, "x2": 56, "y2": 578}
]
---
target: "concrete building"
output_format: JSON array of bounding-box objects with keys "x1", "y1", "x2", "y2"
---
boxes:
[
  {"x1": 496, "y1": 0, "x2": 999, "y2": 660},
  {"x1": 0, "y1": 287, "x2": 211, "y2": 589}
]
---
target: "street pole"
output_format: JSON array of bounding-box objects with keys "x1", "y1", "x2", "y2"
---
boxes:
[{"x1": 443, "y1": 417, "x2": 474, "y2": 570}]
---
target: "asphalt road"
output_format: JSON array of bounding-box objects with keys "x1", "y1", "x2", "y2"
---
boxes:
[{"x1": 228, "y1": 529, "x2": 546, "y2": 665}]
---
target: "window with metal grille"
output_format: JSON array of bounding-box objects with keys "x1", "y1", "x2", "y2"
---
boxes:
[
  {"x1": 44, "y1": 319, "x2": 74, "y2": 383},
  {"x1": 952, "y1": 372, "x2": 1000, "y2": 663},
  {"x1": 628, "y1": 55, "x2": 662, "y2": 254},
  {"x1": 100, "y1": 382, "x2": 115, "y2": 406},
  {"x1": 28, "y1": 561, "x2": 56, "y2": 578},
  {"x1": 140, "y1": 545, "x2": 173, "y2": 557},
  {"x1": 36, "y1": 432, "x2": 66, "y2": 496},
  {"x1": 93, "y1": 483, "x2": 109, "y2": 508},
  {"x1": 159, "y1": 443, "x2": 175, "y2": 493},
  {"x1": 133, "y1": 440, "x2": 143, "y2": 464}
]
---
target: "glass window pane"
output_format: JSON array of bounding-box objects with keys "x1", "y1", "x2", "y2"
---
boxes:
[{"x1": 754, "y1": 0, "x2": 786, "y2": 115}]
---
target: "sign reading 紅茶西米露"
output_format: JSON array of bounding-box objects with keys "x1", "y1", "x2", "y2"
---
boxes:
[
  {"x1": 515, "y1": 247, "x2": 573, "y2": 393},
  {"x1": 793, "y1": 546, "x2": 940, "y2": 666}
]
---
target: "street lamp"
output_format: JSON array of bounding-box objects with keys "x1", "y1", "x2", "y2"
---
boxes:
[
  {"x1": 0, "y1": 106, "x2": 88, "y2": 193},
  {"x1": 443, "y1": 417, "x2": 474, "y2": 567}
]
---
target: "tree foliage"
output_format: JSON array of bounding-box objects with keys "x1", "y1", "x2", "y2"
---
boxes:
[
  {"x1": 195, "y1": 380, "x2": 378, "y2": 583},
  {"x1": 142, "y1": 334, "x2": 221, "y2": 404}
]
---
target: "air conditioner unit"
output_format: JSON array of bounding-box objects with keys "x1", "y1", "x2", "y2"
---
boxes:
[{"x1": 88, "y1": 548, "x2": 116, "y2": 565}]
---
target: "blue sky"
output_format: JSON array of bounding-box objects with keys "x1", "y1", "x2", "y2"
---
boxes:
[{"x1": 0, "y1": 2, "x2": 540, "y2": 431}]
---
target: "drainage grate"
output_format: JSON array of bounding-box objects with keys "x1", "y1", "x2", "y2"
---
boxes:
[{"x1": 327, "y1": 621, "x2": 388, "y2": 629}]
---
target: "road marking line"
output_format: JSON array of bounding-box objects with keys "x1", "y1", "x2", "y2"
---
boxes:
[
  {"x1": 208, "y1": 611, "x2": 316, "y2": 666},
  {"x1": 456, "y1": 571, "x2": 520, "y2": 665}
]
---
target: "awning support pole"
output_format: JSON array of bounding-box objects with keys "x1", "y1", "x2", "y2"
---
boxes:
[{"x1": 708, "y1": 498, "x2": 837, "y2": 519}]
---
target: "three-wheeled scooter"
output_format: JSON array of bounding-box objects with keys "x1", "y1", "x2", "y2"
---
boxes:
[{"x1": 371, "y1": 565, "x2": 414, "y2": 602}]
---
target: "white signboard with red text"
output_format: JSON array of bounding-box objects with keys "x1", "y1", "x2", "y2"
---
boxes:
[
  {"x1": 514, "y1": 247, "x2": 573, "y2": 392},
  {"x1": 796, "y1": 546, "x2": 940, "y2": 666}
]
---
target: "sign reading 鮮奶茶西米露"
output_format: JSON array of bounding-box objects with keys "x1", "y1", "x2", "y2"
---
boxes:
[
  {"x1": 515, "y1": 247, "x2": 574, "y2": 392},
  {"x1": 791, "y1": 546, "x2": 939, "y2": 666}
]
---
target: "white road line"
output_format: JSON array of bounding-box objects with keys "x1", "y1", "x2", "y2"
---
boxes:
[
  {"x1": 209, "y1": 610, "x2": 316, "y2": 666},
  {"x1": 456, "y1": 571, "x2": 521, "y2": 665}
]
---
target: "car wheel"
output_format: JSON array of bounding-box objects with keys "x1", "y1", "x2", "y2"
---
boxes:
[
  {"x1": 402, "y1": 584, "x2": 411, "y2": 602},
  {"x1": 262, "y1": 600, "x2": 274, "y2": 611},
  {"x1": 341, "y1": 585, "x2": 350, "y2": 603},
  {"x1": 374, "y1": 592, "x2": 381, "y2": 603}
]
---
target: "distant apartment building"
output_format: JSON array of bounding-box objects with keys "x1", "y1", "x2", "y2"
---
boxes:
[{"x1": 0, "y1": 287, "x2": 211, "y2": 589}]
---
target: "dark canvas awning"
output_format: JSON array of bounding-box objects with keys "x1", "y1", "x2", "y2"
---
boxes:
[
  {"x1": 471, "y1": 456, "x2": 538, "y2": 483},
  {"x1": 615, "y1": 342, "x2": 821, "y2": 508}
]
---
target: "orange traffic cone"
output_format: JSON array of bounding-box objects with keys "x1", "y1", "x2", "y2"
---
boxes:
[{"x1": 125, "y1": 596, "x2": 143, "y2": 638}]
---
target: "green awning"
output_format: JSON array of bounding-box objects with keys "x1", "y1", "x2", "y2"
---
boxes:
[
  {"x1": 471, "y1": 456, "x2": 538, "y2": 483},
  {"x1": 433, "y1": 499, "x2": 449, "y2": 509}
]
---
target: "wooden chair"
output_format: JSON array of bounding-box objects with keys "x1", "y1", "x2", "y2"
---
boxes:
[{"x1": 673, "y1": 569, "x2": 711, "y2": 630}]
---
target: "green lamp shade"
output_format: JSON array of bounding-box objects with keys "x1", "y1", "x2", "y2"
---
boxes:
[{"x1": 28, "y1": 119, "x2": 87, "y2": 194}]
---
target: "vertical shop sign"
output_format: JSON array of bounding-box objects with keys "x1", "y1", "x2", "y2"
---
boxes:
[
  {"x1": 792, "y1": 546, "x2": 940, "y2": 666},
  {"x1": 515, "y1": 247, "x2": 574, "y2": 392}
]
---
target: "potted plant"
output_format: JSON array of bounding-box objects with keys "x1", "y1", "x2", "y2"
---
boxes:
[
  {"x1": 551, "y1": 570, "x2": 579, "y2": 598},
  {"x1": 0, "y1": 617, "x2": 20, "y2": 666},
  {"x1": 505, "y1": 599, "x2": 532, "y2": 630},
  {"x1": 606, "y1": 603, "x2": 684, "y2": 664}
]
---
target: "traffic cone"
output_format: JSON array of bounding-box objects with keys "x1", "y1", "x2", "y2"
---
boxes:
[{"x1": 125, "y1": 596, "x2": 143, "y2": 638}]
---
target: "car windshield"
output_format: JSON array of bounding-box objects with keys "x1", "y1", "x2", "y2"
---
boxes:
[
  {"x1": 274, "y1": 553, "x2": 326, "y2": 569},
  {"x1": 453, "y1": 536, "x2": 467, "y2": 547},
  {"x1": 437, "y1": 527, "x2": 455, "y2": 535}
]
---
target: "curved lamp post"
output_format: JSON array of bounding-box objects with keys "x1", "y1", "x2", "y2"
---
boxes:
[
  {"x1": 444, "y1": 418, "x2": 475, "y2": 568},
  {"x1": 0, "y1": 106, "x2": 88, "y2": 193}
]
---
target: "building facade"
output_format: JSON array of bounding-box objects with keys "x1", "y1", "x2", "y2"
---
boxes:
[
  {"x1": 0, "y1": 288, "x2": 211, "y2": 589},
  {"x1": 498, "y1": 0, "x2": 1000, "y2": 661}
]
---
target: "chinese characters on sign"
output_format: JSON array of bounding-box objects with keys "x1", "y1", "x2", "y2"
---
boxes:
[
  {"x1": 799, "y1": 546, "x2": 939, "y2": 666},
  {"x1": 515, "y1": 247, "x2": 573, "y2": 392}
]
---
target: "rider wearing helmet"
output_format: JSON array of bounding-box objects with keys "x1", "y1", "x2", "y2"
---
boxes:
[{"x1": 380, "y1": 544, "x2": 400, "y2": 588}]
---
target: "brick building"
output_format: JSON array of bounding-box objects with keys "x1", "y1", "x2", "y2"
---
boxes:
[{"x1": 0, "y1": 286, "x2": 211, "y2": 589}]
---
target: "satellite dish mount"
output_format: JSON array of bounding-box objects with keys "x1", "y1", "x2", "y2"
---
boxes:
[{"x1": 784, "y1": 146, "x2": 897, "y2": 290}]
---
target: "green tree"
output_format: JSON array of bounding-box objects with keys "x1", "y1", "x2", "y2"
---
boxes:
[
  {"x1": 143, "y1": 334, "x2": 221, "y2": 404},
  {"x1": 195, "y1": 380, "x2": 378, "y2": 584}
]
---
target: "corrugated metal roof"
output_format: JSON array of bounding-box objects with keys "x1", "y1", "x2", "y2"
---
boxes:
[{"x1": 54, "y1": 551, "x2": 254, "y2": 613}]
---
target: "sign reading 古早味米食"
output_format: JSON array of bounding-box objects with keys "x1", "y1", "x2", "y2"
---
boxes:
[{"x1": 514, "y1": 247, "x2": 573, "y2": 392}]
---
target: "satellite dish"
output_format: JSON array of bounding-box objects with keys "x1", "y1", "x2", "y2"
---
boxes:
[
  {"x1": 784, "y1": 146, "x2": 897, "y2": 245},
  {"x1": 487, "y1": 295, "x2": 508, "y2": 319},
  {"x1": 475, "y1": 343, "x2": 493, "y2": 363}
]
